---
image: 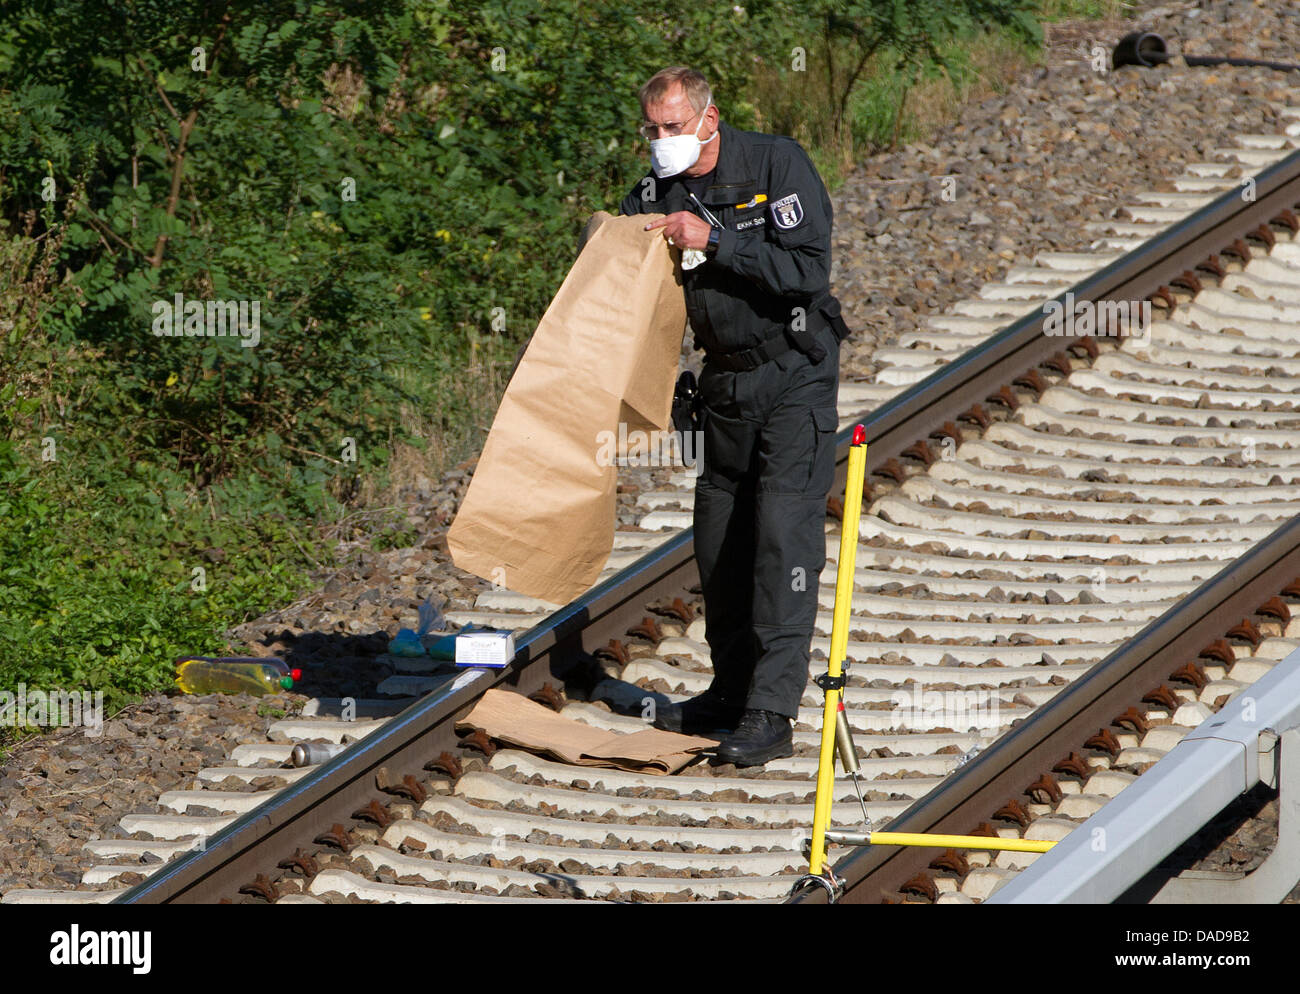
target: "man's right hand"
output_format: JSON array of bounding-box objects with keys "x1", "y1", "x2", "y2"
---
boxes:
[{"x1": 645, "y1": 211, "x2": 712, "y2": 252}]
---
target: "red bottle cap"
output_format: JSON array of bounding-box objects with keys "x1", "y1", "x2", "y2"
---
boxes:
[{"x1": 851, "y1": 424, "x2": 866, "y2": 446}]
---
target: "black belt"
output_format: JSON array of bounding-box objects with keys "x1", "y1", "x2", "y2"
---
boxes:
[
  {"x1": 705, "y1": 300, "x2": 851, "y2": 373},
  {"x1": 706, "y1": 327, "x2": 799, "y2": 372}
]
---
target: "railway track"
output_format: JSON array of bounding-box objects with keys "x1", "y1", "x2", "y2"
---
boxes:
[{"x1": 8, "y1": 108, "x2": 1300, "y2": 906}]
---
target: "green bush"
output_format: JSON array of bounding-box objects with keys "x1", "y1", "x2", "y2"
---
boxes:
[{"x1": 1, "y1": 0, "x2": 1087, "y2": 717}]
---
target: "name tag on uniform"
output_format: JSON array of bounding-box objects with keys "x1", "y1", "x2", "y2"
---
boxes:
[{"x1": 735, "y1": 192, "x2": 768, "y2": 232}]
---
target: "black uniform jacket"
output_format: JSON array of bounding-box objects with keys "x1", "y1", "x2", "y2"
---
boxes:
[{"x1": 618, "y1": 120, "x2": 835, "y2": 356}]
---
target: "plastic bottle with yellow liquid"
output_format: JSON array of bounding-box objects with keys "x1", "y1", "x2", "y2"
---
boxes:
[{"x1": 175, "y1": 658, "x2": 298, "y2": 696}]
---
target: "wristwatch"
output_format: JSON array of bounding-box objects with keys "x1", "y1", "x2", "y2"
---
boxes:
[{"x1": 706, "y1": 227, "x2": 721, "y2": 255}]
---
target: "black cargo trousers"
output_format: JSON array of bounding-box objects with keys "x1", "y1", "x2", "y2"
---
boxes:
[{"x1": 695, "y1": 325, "x2": 839, "y2": 719}]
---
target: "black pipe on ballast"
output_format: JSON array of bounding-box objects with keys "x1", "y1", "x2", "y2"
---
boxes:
[{"x1": 1113, "y1": 31, "x2": 1300, "y2": 73}]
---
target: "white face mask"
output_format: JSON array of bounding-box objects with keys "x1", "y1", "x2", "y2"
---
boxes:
[{"x1": 649, "y1": 97, "x2": 717, "y2": 178}]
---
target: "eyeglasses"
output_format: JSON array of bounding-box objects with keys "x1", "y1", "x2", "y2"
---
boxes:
[{"x1": 638, "y1": 104, "x2": 706, "y2": 140}]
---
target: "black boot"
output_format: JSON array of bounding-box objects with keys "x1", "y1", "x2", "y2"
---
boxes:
[
  {"x1": 652, "y1": 691, "x2": 743, "y2": 736},
  {"x1": 714, "y1": 709, "x2": 793, "y2": 767}
]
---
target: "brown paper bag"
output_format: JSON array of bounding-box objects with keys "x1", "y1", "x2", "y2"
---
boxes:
[
  {"x1": 457, "y1": 689, "x2": 716, "y2": 775},
  {"x1": 448, "y1": 212, "x2": 686, "y2": 604}
]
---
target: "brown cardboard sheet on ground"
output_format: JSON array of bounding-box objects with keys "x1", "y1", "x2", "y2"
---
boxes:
[
  {"x1": 447, "y1": 212, "x2": 686, "y2": 605},
  {"x1": 458, "y1": 688, "x2": 715, "y2": 776}
]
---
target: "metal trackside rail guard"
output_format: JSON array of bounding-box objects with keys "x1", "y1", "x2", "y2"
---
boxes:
[{"x1": 986, "y1": 649, "x2": 1300, "y2": 904}]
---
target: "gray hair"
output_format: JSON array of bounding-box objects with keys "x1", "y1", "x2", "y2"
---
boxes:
[{"x1": 639, "y1": 66, "x2": 712, "y2": 115}]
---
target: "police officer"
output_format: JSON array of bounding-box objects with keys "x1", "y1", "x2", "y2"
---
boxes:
[{"x1": 618, "y1": 67, "x2": 847, "y2": 766}]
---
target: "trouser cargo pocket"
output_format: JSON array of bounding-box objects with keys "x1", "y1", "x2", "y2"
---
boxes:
[
  {"x1": 808, "y1": 406, "x2": 839, "y2": 494},
  {"x1": 700, "y1": 404, "x2": 759, "y2": 490}
]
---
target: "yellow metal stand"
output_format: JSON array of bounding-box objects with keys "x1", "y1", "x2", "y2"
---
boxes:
[
  {"x1": 824, "y1": 829, "x2": 1056, "y2": 853},
  {"x1": 799, "y1": 425, "x2": 1058, "y2": 897},
  {"x1": 808, "y1": 425, "x2": 868, "y2": 878}
]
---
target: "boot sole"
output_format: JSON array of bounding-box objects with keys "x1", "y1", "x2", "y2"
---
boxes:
[
  {"x1": 656, "y1": 721, "x2": 741, "y2": 736},
  {"x1": 714, "y1": 738, "x2": 794, "y2": 768}
]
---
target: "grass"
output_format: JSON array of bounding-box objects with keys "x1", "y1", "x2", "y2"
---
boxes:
[
  {"x1": 1037, "y1": 0, "x2": 1136, "y2": 20},
  {"x1": 748, "y1": 30, "x2": 1038, "y2": 188},
  {"x1": 0, "y1": 430, "x2": 326, "y2": 720},
  {"x1": 747, "y1": 1, "x2": 1139, "y2": 189},
  {"x1": 376, "y1": 337, "x2": 514, "y2": 496}
]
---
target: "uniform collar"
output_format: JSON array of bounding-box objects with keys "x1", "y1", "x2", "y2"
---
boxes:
[
  {"x1": 709, "y1": 120, "x2": 749, "y2": 188},
  {"x1": 675, "y1": 120, "x2": 757, "y2": 206}
]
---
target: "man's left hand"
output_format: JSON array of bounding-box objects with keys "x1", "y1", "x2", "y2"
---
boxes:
[{"x1": 645, "y1": 211, "x2": 712, "y2": 251}]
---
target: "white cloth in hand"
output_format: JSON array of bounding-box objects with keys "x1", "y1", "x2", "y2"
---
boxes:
[{"x1": 680, "y1": 248, "x2": 707, "y2": 270}]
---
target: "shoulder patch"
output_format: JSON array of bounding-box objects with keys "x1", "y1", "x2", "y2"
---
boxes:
[{"x1": 771, "y1": 192, "x2": 804, "y2": 230}]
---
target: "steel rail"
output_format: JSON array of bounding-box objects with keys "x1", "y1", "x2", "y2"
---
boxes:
[
  {"x1": 791, "y1": 514, "x2": 1300, "y2": 903},
  {"x1": 791, "y1": 147, "x2": 1300, "y2": 903},
  {"x1": 116, "y1": 534, "x2": 697, "y2": 903},
  {"x1": 836, "y1": 147, "x2": 1300, "y2": 496},
  {"x1": 986, "y1": 646, "x2": 1300, "y2": 904}
]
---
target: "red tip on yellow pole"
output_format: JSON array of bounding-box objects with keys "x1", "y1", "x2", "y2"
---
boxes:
[{"x1": 809, "y1": 426, "x2": 867, "y2": 877}]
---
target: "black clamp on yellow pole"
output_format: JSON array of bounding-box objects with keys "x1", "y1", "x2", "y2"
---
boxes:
[{"x1": 813, "y1": 673, "x2": 844, "y2": 691}]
